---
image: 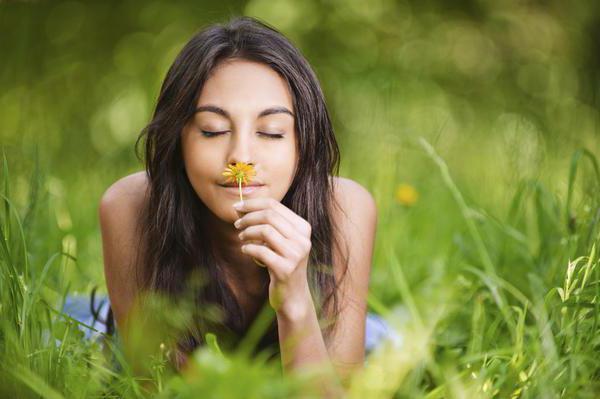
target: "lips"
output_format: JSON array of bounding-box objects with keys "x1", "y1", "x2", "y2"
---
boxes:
[{"x1": 220, "y1": 185, "x2": 263, "y2": 196}]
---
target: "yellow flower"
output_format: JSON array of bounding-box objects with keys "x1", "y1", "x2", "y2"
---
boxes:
[
  {"x1": 222, "y1": 162, "x2": 256, "y2": 203},
  {"x1": 395, "y1": 183, "x2": 418, "y2": 207},
  {"x1": 222, "y1": 162, "x2": 256, "y2": 186}
]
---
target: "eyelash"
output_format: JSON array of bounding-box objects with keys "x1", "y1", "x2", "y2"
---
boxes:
[{"x1": 200, "y1": 130, "x2": 284, "y2": 139}]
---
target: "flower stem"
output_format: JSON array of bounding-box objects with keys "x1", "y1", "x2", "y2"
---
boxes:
[{"x1": 238, "y1": 178, "x2": 243, "y2": 203}]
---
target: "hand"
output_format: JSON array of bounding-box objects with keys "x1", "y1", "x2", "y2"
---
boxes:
[{"x1": 233, "y1": 198, "x2": 313, "y2": 317}]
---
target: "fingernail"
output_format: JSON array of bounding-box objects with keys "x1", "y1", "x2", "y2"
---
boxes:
[
  {"x1": 234, "y1": 219, "x2": 242, "y2": 229},
  {"x1": 233, "y1": 201, "x2": 243, "y2": 209}
]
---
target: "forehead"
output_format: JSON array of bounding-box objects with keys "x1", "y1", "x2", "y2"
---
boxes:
[{"x1": 197, "y1": 59, "x2": 294, "y2": 114}]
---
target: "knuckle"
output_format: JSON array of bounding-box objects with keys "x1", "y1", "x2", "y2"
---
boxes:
[
  {"x1": 266, "y1": 225, "x2": 277, "y2": 238},
  {"x1": 265, "y1": 209, "x2": 276, "y2": 221},
  {"x1": 263, "y1": 209, "x2": 273, "y2": 222},
  {"x1": 289, "y1": 248, "x2": 302, "y2": 262}
]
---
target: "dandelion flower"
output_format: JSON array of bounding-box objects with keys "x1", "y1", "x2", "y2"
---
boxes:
[
  {"x1": 222, "y1": 162, "x2": 256, "y2": 203},
  {"x1": 395, "y1": 183, "x2": 418, "y2": 207}
]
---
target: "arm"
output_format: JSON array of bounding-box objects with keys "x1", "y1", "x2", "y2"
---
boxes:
[
  {"x1": 275, "y1": 178, "x2": 377, "y2": 395},
  {"x1": 225, "y1": 177, "x2": 377, "y2": 396}
]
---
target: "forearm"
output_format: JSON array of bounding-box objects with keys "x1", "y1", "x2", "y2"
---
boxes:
[{"x1": 276, "y1": 286, "x2": 345, "y2": 398}]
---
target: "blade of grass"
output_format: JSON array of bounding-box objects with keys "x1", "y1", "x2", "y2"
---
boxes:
[
  {"x1": 5, "y1": 364, "x2": 65, "y2": 399},
  {"x1": 237, "y1": 300, "x2": 277, "y2": 358},
  {"x1": 387, "y1": 244, "x2": 424, "y2": 329},
  {"x1": 565, "y1": 148, "x2": 600, "y2": 230},
  {"x1": 419, "y1": 137, "x2": 515, "y2": 332},
  {"x1": 2, "y1": 149, "x2": 10, "y2": 245},
  {"x1": 367, "y1": 293, "x2": 390, "y2": 317},
  {"x1": 0, "y1": 193, "x2": 30, "y2": 285}
]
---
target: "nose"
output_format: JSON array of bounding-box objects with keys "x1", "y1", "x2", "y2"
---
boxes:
[{"x1": 225, "y1": 129, "x2": 255, "y2": 166}]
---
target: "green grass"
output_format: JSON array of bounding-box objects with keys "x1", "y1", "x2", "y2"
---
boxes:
[{"x1": 0, "y1": 138, "x2": 598, "y2": 398}]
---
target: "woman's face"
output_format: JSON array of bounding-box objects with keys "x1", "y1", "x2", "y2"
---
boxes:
[{"x1": 181, "y1": 59, "x2": 298, "y2": 223}]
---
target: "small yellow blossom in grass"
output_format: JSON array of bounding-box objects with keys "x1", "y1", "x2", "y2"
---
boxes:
[
  {"x1": 222, "y1": 162, "x2": 265, "y2": 267},
  {"x1": 222, "y1": 162, "x2": 257, "y2": 203},
  {"x1": 395, "y1": 183, "x2": 419, "y2": 207}
]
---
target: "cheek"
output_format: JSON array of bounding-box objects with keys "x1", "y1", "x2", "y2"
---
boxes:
[
  {"x1": 182, "y1": 142, "x2": 213, "y2": 177},
  {"x1": 269, "y1": 142, "x2": 298, "y2": 187},
  {"x1": 271, "y1": 141, "x2": 295, "y2": 165},
  {"x1": 183, "y1": 150, "x2": 216, "y2": 205},
  {"x1": 182, "y1": 150, "x2": 218, "y2": 205}
]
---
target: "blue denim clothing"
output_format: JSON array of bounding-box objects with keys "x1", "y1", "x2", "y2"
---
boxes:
[
  {"x1": 61, "y1": 293, "x2": 402, "y2": 355},
  {"x1": 62, "y1": 293, "x2": 113, "y2": 341}
]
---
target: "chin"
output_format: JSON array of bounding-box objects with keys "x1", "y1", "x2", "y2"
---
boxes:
[{"x1": 229, "y1": 207, "x2": 241, "y2": 221}]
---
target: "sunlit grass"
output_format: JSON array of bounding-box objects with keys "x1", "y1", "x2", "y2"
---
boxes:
[{"x1": 1, "y1": 137, "x2": 598, "y2": 397}]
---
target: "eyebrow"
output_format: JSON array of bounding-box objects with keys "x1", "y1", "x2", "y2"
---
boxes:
[{"x1": 194, "y1": 105, "x2": 294, "y2": 119}]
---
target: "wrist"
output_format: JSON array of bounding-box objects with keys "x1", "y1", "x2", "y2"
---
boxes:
[{"x1": 275, "y1": 284, "x2": 314, "y2": 322}]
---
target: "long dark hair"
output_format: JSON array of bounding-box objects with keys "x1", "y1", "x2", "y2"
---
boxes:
[{"x1": 128, "y1": 15, "x2": 349, "y2": 363}]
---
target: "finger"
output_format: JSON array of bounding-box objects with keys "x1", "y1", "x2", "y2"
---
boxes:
[
  {"x1": 234, "y1": 198, "x2": 311, "y2": 236},
  {"x1": 241, "y1": 243, "x2": 292, "y2": 280},
  {"x1": 240, "y1": 224, "x2": 302, "y2": 259},
  {"x1": 235, "y1": 207, "x2": 298, "y2": 241}
]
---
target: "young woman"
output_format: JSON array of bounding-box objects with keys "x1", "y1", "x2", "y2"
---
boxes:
[{"x1": 97, "y1": 16, "x2": 378, "y2": 387}]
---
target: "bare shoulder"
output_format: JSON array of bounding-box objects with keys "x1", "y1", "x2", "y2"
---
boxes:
[
  {"x1": 329, "y1": 175, "x2": 378, "y2": 271},
  {"x1": 98, "y1": 170, "x2": 149, "y2": 331},
  {"x1": 100, "y1": 170, "x2": 149, "y2": 209},
  {"x1": 330, "y1": 176, "x2": 377, "y2": 219}
]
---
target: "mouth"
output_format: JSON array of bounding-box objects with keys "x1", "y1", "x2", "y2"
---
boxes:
[{"x1": 219, "y1": 184, "x2": 264, "y2": 195}]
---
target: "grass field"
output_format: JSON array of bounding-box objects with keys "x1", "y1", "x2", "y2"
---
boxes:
[
  {"x1": 1, "y1": 139, "x2": 598, "y2": 398},
  {"x1": 1, "y1": 1, "x2": 600, "y2": 397}
]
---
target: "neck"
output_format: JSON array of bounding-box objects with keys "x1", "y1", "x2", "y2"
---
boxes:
[{"x1": 203, "y1": 206, "x2": 269, "y2": 293}]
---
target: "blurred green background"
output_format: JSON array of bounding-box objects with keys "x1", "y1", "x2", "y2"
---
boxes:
[{"x1": 2, "y1": 0, "x2": 599, "y2": 296}]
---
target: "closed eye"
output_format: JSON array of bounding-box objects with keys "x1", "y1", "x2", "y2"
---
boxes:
[
  {"x1": 200, "y1": 130, "x2": 284, "y2": 139},
  {"x1": 200, "y1": 130, "x2": 227, "y2": 137},
  {"x1": 258, "y1": 132, "x2": 284, "y2": 139}
]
